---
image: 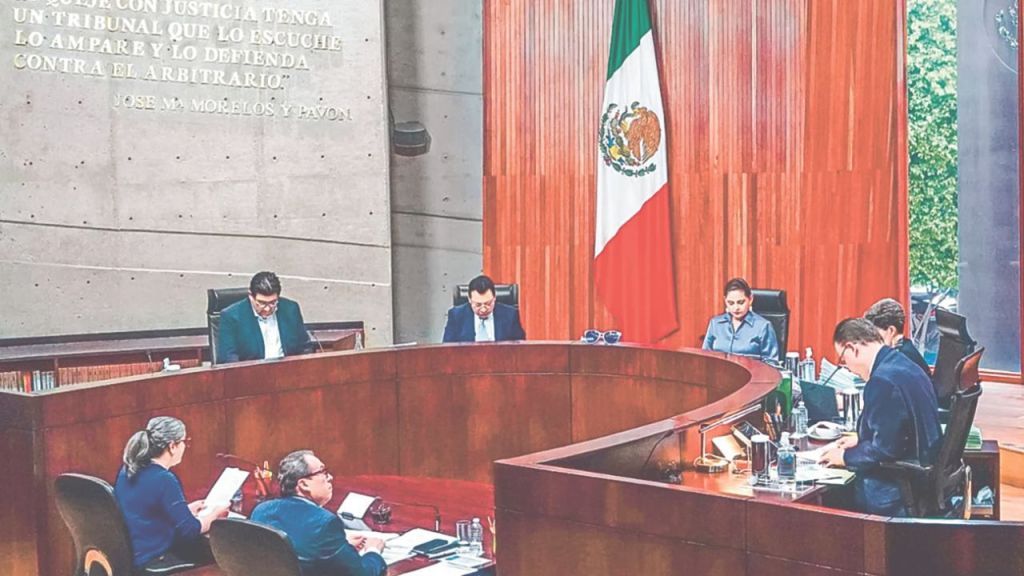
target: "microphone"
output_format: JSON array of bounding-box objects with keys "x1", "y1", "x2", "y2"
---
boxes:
[
  {"x1": 216, "y1": 453, "x2": 273, "y2": 498},
  {"x1": 307, "y1": 330, "x2": 325, "y2": 353},
  {"x1": 384, "y1": 500, "x2": 442, "y2": 532}
]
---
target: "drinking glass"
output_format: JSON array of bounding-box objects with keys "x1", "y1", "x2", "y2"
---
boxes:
[{"x1": 455, "y1": 520, "x2": 472, "y2": 552}]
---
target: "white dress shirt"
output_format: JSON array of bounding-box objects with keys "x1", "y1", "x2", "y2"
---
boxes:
[
  {"x1": 475, "y1": 315, "x2": 495, "y2": 342},
  {"x1": 254, "y1": 307, "x2": 285, "y2": 359}
]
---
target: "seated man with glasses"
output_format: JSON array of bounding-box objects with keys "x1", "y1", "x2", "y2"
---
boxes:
[
  {"x1": 442, "y1": 274, "x2": 526, "y2": 343},
  {"x1": 251, "y1": 450, "x2": 387, "y2": 576},
  {"x1": 217, "y1": 271, "x2": 311, "y2": 363},
  {"x1": 819, "y1": 318, "x2": 942, "y2": 516}
]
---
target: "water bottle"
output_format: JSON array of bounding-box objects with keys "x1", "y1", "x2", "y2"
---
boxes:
[
  {"x1": 777, "y1": 432, "x2": 797, "y2": 482},
  {"x1": 800, "y1": 347, "x2": 816, "y2": 382},
  {"x1": 792, "y1": 400, "x2": 808, "y2": 436},
  {"x1": 469, "y1": 517, "x2": 484, "y2": 556}
]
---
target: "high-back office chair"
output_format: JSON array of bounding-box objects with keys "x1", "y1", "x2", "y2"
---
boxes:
[
  {"x1": 209, "y1": 519, "x2": 302, "y2": 576},
  {"x1": 452, "y1": 283, "x2": 520, "y2": 308},
  {"x1": 54, "y1": 473, "x2": 197, "y2": 576},
  {"x1": 931, "y1": 309, "x2": 977, "y2": 408},
  {"x1": 206, "y1": 287, "x2": 249, "y2": 365},
  {"x1": 882, "y1": 381, "x2": 983, "y2": 518},
  {"x1": 751, "y1": 288, "x2": 789, "y2": 362}
]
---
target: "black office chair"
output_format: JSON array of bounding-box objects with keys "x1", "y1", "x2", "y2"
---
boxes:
[
  {"x1": 209, "y1": 518, "x2": 302, "y2": 576},
  {"x1": 751, "y1": 288, "x2": 789, "y2": 362},
  {"x1": 882, "y1": 381, "x2": 983, "y2": 518},
  {"x1": 54, "y1": 473, "x2": 197, "y2": 576},
  {"x1": 931, "y1": 309, "x2": 977, "y2": 408},
  {"x1": 452, "y1": 283, "x2": 520, "y2": 308},
  {"x1": 206, "y1": 287, "x2": 249, "y2": 365}
]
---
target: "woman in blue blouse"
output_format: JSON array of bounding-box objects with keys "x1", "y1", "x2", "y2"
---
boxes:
[
  {"x1": 702, "y1": 277, "x2": 779, "y2": 361},
  {"x1": 114, "y1": 416, "x2": 227, "y2": 570}
]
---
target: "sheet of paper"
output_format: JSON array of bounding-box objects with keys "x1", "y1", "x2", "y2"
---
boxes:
[
  {"x1": 442, "y1": 555, "x2": 493, "y2": 570},
  {"x1": 399, "y1": 562, "x2": 475, "y2": 576},
  {"x1": 387, "y1": 527, "x2": 455, "y2": 550},
  {"x1": 795, "y1": 440, "x2": 841, "y2": 463},
  {"x1": 378, "y1": 547, "x2": 416, "y2": 565},
  {"x1": 338, "y1": 492, "x2": 377, "y2": 518},
  {"x1": 199, "y1": 467, "x2": 249, "y2": 516},
  {"x1": 344, "y1": 529, "x2": 400, "y2": 542},
  {"x1": 794, "y1": 463, "x2": 855, "y2": 484}
]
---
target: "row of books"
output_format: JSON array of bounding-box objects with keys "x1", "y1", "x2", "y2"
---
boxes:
[{"x1": 0, "y1": 359, "x2": 202, "y2": 393}]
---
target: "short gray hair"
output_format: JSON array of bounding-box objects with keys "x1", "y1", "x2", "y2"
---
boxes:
[{"x1": 278, "y1": 450, "x2": 314, "y2": 497}]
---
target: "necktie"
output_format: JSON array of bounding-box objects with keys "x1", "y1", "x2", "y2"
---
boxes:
[{"x1": 477, "y1": 317, "x2": 492, "y2": 342}]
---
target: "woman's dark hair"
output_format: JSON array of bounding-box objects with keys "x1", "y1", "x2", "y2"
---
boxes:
[
  {"x1": 723, "y1": 277, "x2": 752, "y2": 298},
  {"x1": 122, "y1": 416, "x2": 186, "y2": 478}
]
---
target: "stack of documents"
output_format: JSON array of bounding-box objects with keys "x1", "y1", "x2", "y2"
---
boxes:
[{"x1": 818, "y1": 358, "x2": 862, "y2": 391}]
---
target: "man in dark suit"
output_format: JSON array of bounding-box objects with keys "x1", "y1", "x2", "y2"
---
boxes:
[
  {"x1": 442, "y1": 275, "x2": 526, "y2": 343},
  {"x1": 820, "y1": 318, "x2": 942, "y2": 516},
  {"x1": 251, "y1": 450, "x2": 386, "y2": 576},
  {"x1": 217, "y1": 271, "x2": 311, "y2": 364},
  {"x1": 864, "y1": 298, "x2": 931, "y2": 377}
]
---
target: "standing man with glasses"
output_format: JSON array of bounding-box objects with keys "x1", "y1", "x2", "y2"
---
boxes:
[
  {"x1": 442, "y1": 274, "x2": 526, "y2": 343},
  {"x1": 217, "y1": 271, "x2": 311, "y2": 363},
  {"x1": 251, "y1": 450, "x2": 386, "y2": 576},
  {"x1": 819, "y1": 318, "x2": 942, "y2": 516}
]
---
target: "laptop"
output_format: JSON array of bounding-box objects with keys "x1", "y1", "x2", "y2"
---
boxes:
[{"x1": 799, "y1": 380, "x2": 841, "y2": 424}]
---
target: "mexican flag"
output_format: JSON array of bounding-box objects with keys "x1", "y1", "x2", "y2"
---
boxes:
[{"x1": 594, "y1": 0, "x2": 678, "y2": 343}]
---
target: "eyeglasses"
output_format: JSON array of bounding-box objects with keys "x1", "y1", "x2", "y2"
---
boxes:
[
  {"x1": 175, "y1": 437, "x2": 192, "y2": 448},
  {"x1": 469, "y1": 297, "x2": 496, "y2": 311},
  {"x1": 581, "y1": 329, "x2": 622, "y2": 345},
  {"x1": 251, "y1": 296, "x2": 279, "y2": 310},
  {"x1": 299, "y1": 466, "x2": 331, "y2": 481}
]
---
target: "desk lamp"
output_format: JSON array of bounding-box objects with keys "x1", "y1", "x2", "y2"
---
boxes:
[{"x1": 694, "y1": 403, "x2": 762, "y2": 474}]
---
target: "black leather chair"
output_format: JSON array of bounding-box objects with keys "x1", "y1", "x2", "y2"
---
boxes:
[
  {"x1": 452, "y1": 283, "x2": 520, "y2": 308},
  {"x1": 54, "y1": 473, "x2": 197, "y2": 576},
  {"x1": 931, "y1": 309, "x2": 977, "y2": 408},
  {"x1": 882, "y1": 373, "x2": 983, "y2": 518},
  {"x1": 206, "y1": 287, "x2": 249, "y2": 365},
  {"x1": 209, "y1": 518, "x2": 302, "y2": 576},
  {"x1": 751, "y1": 288, "x2": 789, "y2": 362}
]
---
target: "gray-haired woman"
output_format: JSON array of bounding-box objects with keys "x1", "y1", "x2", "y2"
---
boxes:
[{"x1": 113, "y1": 416, "x2": 227, "y2": 570}]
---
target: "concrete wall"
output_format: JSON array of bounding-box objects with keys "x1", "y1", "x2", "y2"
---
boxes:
[
  {"x1": 0, "y1": 0, "x2": 395, "y2": 344},
  {"x1": 387, "y1": 0, "x2": 483, "y2": 345}
]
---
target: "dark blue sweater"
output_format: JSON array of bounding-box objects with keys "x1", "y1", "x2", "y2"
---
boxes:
[
  {"x1": 845, "y1": 346, "x2": 943, "y2": 515},
  {"x1": 114, "y1": 464, "x2": 201, "y2": 567}
]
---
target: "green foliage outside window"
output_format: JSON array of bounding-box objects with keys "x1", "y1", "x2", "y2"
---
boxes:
[{"x1": 907, "y1": 0, "x2": 959, "y2": 290}]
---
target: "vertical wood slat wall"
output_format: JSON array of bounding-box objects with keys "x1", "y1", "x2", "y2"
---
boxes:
[{"x1": 484, "y1": 0, "x2": 909, "y2": 357}]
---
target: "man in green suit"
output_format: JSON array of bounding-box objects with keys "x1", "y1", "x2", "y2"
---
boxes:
[{"x1": 217, "y1": 271, "x2": 311, "y2": 364}]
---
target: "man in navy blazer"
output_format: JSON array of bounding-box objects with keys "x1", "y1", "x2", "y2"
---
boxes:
[
  {"x1": 820, "y1": 318, "x2": 942, "y2": 516},
  {"x1": 442, "y1": 275, "x2": 526, "y2": 343},
  {"x1": 251, "y1": 450, "x2": 386, "y2": 576},
  {"x1": 216, "y1": 271, "x2": 311, "y2": 364}
]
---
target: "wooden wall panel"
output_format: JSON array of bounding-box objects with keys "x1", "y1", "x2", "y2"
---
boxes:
[{"x1": 484, "y1": 0, "x2": 909, "y2": 358}]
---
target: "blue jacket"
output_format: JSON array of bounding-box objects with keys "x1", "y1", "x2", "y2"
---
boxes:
[
  {"x1": 251, "y1": 496, "x2": 386, "y2": 576},
  {"x1": 114, "y1": 464, "x2": 201, "y2": 568},
  {"x1": 701, "y1": 311, "x2": 779, "y2": 361},
  {"x1": 442, "y1": 302, "x2": 526, "y2": 343},
  {"x1": 845, "y1": 345, "x2": 943, "y2": 515},
  {"x1": 217, "y1": 297, "x2": 311, "y2": 363}
]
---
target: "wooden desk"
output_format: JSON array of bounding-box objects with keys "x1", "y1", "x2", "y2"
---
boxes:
[
  {"x1": 3, "y1": 343, "x2": 1021, "y2": 576},
  {"x1": 0, "y1": 325, "x2": 361, "y2": 391}
]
